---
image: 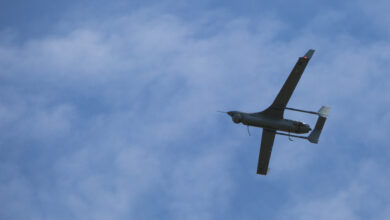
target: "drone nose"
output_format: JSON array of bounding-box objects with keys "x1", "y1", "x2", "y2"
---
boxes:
[{"x1": 227, "y1": 111, "x2": 234, "y2": 116}]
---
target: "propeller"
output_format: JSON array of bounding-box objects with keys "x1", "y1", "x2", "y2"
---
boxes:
[{"x1": 217, "y1": 110, "x2": 251, "y2": 136}]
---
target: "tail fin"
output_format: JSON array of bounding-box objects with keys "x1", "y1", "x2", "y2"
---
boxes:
[
  {"x1": 318, "y1": 106, "x2": 330, "y2": 118},
  {"x1": 308, "y1": 106, "x2": 330, "y2": 144}
]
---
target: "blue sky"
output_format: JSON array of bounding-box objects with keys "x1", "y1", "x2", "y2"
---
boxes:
[{"x1": 1, "y1": 1, "x2": 390, "y2": 219}]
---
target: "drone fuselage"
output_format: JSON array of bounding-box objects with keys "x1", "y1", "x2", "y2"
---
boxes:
[
  {"x1": 227, "y1": 111, "x2": 311, "y2": 134},
  {"x1": 222, "y1": 49, "x2": 330, "y2": 175}
]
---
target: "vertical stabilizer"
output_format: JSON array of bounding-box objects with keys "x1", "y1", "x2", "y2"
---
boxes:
[
  {"x1": 318, "y1": 106, "x2": 330, "y2": 117},
  {"x1": 308, "y1": 106, "x2": 330, "y2": 144}
]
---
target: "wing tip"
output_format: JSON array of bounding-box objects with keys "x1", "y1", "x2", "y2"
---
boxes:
[
  {"x1": 257, "y1": 167, "x2": 270, "y2": 175},
  {"x1": 257, "y1": 171, "x2": 268, "y2": 175},
  {"x1": 303, "y1": 49, "x2": 315, "y2": 59}
]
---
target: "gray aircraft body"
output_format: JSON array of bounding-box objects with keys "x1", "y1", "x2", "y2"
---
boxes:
[{"x1": 224, "y1": 49, "x2": 330, "y2": 175}]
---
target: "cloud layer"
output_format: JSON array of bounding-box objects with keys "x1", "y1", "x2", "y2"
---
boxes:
[{"x1": 1, "y1": 3, "x2": 390, "y2": 220}]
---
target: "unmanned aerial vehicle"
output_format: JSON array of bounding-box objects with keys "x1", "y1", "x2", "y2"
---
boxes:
[{"x1": 223, "y1": 49, "x2": 330, "y2": 175}]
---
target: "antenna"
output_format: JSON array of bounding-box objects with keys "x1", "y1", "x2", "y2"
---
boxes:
[
  {"x1": 288, "y1": 130, "x2": 293, "y2": 141},
  {"x1": 217, "y1": 111, "x2": 227, "y2": 114}
]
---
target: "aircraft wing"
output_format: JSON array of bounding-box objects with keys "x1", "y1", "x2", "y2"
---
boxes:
[
  {"x1": 262, "y1": 49, "x2": 315, "y2": 118},
  {"x1": 257, "y1": 129, "x2": 276, "y2": 175}
]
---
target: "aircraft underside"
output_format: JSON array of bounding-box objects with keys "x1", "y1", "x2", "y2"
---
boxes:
[{"x1": 224, "y1": 49, "x2": 330, "y2": 175}]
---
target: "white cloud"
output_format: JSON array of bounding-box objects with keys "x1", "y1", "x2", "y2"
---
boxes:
[
  {"x1": 1, "y1": 4, "x2": 390, "y2": 220},
  {"x1": 278, "y1": 160, "x2": 390, "y2": 220}
]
